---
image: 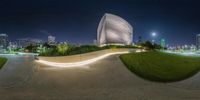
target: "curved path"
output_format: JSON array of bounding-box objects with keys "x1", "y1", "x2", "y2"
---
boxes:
[
  {"x1": 0, "y1": 53, "x2": 200, "y2": 100},
  {"x1": 37, "y1": 49, "x2": 136, "y2": 68},
  {"x1": 37, "y1": 52, "x2": 130, "y2": 68}
]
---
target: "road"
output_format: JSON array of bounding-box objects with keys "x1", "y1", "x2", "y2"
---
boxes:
[{"x1": 0, "y1": 54, "x2": 200, "y2": 100}]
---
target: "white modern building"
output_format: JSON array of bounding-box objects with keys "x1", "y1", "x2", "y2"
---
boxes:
[
  {"x1": 197, "y1": 34, "x2": 200, "y2": 50},
  {"x1": 97, "y1": 13, "x2": 133, "y2": 46}
]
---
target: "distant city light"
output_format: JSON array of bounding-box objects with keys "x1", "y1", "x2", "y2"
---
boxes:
[{"x1": 164, "y1": 50, "x2": 200, "y2": 57}]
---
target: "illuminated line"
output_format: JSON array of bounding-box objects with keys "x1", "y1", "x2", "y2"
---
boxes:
[{"x1": 36, "y1": 51, "x2": 130, "y2": 68}]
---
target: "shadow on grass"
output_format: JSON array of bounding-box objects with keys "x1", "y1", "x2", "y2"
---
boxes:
[{"x1": 119, "y1": 52, "x2": 200, "y2": 83}]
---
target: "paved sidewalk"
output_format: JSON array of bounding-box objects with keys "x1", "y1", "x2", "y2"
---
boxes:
[{"x1": 0, "y1": 54, "x2": 199, "y2": 100}]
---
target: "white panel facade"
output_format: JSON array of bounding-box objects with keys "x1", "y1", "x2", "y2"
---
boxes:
[{"x1": 97, "y1": 13, "x2": 133, "y2": 46}]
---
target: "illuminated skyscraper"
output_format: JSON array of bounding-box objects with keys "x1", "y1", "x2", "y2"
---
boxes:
[
  {"x1": 0, "y1": 34, "x2": 9, "y2": 50},
  {"x1": 160, "y1": 39, "x2": 166, "y2": 49},
  {"x1": 97, "y1": 13, "x2": 133, "y2": 46}
]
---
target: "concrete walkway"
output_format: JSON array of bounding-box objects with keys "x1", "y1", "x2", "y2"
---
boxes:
[
  {"x1": 0, "y1": 53, "x2": 200, "y2": 100},
  {"x1": 0, "y1": 54, "x2": 36, "y2": 88}
]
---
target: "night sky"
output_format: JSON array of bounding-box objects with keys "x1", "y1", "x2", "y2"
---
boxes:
[{"x1": 0, "y1": 0, "x2": 200, "y2": 46}]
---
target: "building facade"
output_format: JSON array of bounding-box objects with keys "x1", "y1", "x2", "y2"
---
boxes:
[
  {"x1": 0, "y1": 34, "x2": 9, "y2": 51},
  {"x1": 17, "y1": 38, "x2": 43, "y2": 48},
  {"x1": 197, "y1": 34, "x2": 200, "y2": 50},
  {"x1": 97, "y1": 13, "x2": 133, "y2": 46}
]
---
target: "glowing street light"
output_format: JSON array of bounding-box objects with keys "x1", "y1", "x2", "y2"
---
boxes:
[
  {"x1": 151, "y1": 32, "x2": 157, "y2": 45},
  {"x1": 151, "y1": 32, "x2": 157, "y2": 37}
]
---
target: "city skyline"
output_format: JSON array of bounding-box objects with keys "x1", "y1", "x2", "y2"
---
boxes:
[
  {"x1": 0, "y1": 1, "x2": 200, "y2": 99},
  {"x1": 0, "y1": 0, "x2": 200, "y2": 45}
]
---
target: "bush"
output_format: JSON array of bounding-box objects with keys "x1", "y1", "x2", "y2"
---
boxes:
[
  {"x1": 57, "y1": 43, "x2": 69, "y2": 55},
  {"x1": 39, "y1": 44, "x2": 138, "y2": 56}
]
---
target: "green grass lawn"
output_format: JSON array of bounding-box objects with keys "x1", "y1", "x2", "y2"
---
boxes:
[
  {"x1": 0, "y1": 57, "x2": 7, "y2": 69},
  {"x1": 120, "y1": 51, "x2": 200, "y2": 82}
]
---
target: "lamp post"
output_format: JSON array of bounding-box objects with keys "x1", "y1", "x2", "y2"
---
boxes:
[{"x1": 151, "y1": 32, "x2": 157, "y2": 45}]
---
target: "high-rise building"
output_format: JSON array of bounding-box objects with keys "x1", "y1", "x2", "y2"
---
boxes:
[
  {"x1": 197, "y1": 34, "x2": 200, "y2": 50},
  {"x1": 0, "y1": 34, "x2": 9, "y2": 50},
  {"x1": 97, "y1": 13, "x2": 133, "y2": 46},
  {"x1": 48, "y1": 35, "x2": 56, "y2": 44},
  {"x1": 160, "y1": 39, "x2": 166, "y2": 49}
]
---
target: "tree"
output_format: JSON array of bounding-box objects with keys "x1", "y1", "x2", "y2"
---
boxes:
[
  {"x1": 143, "y1": 41, "x2": 154, "y2": 50},
  {"x1": 57, "y1": 43, "x2": 69, "y2": 55},
  {"x1": 154, "y1": 43, "x2": 162, "y2": 49},
  {"x1": 25, "y1": 44, "x2": 37, "y2": 52},
  {"x1": 141, "y1": 41, "x2": 162, "y2": 50}
]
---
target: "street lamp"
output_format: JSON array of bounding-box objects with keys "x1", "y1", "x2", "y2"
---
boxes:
[{"x1": 151, "y1": 32, "x2": 157, "y2": 45}]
